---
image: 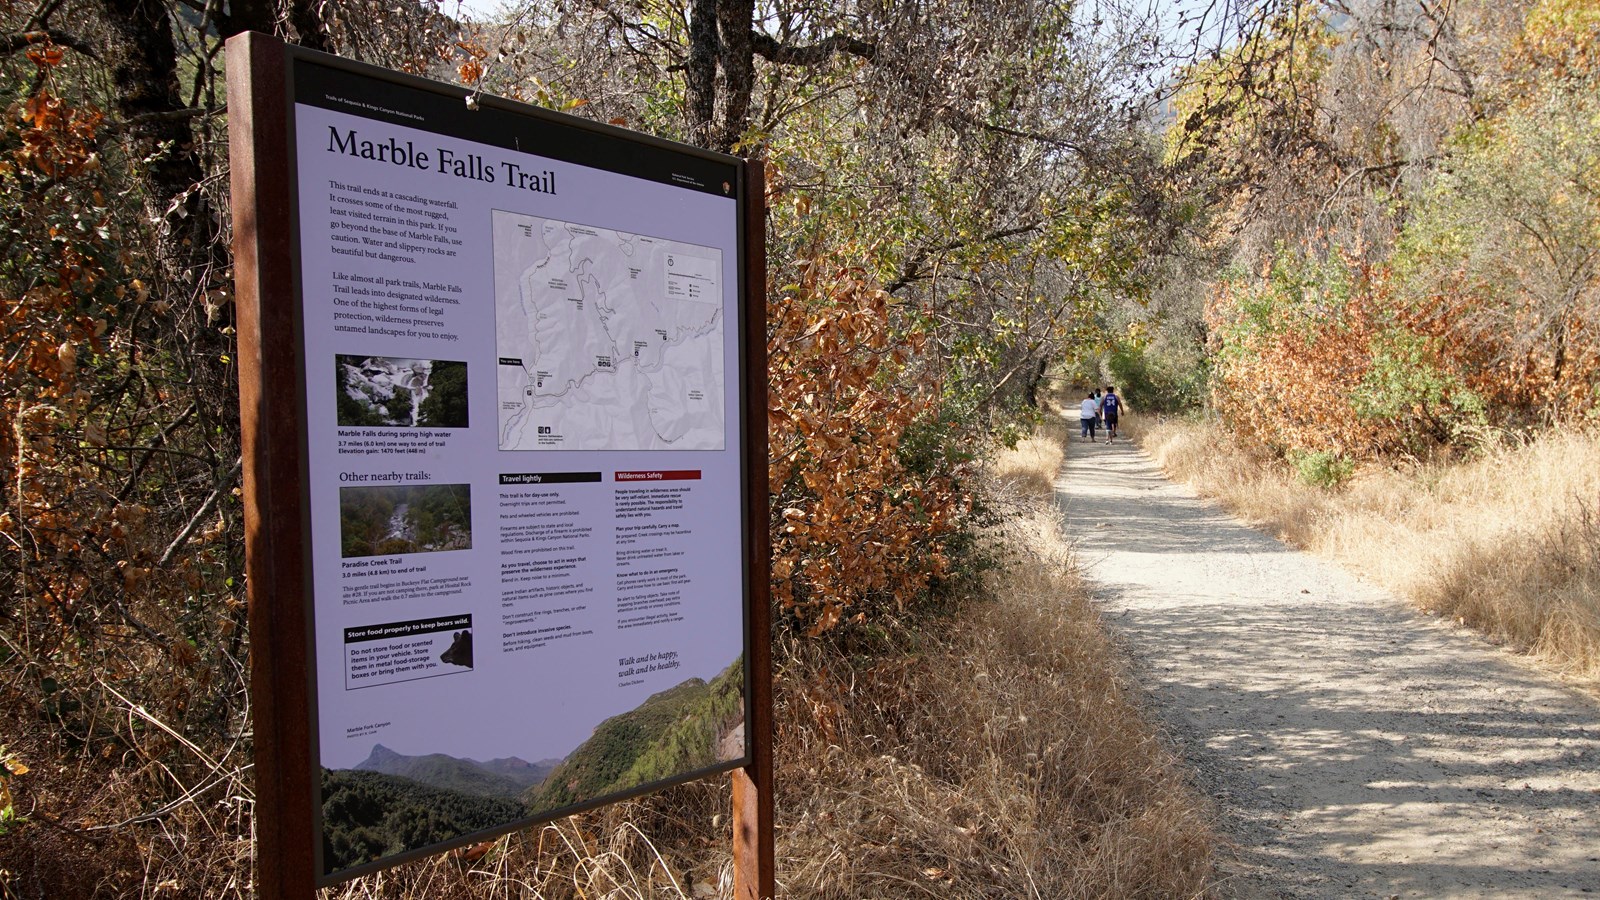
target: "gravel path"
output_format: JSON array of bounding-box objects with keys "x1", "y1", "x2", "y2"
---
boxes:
[{"x1": 1056, "y1": 437, "x2": 1600, "y2": 899}]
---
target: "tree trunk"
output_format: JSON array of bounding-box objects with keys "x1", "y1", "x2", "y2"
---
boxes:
[
  {"x1": 94, "y1": 0, "x2": 238, "y2": 466},
  {"x1": 714, "y1": 0, "x2": 756, "y2": 153},
  {"x1": 286, "y1": 0, "x2": 332, "y2": 52},
  {"x1": 1025, "y1": 356, "x2": 1048, "y2": 408},
  {"x1": 686, "y1": 0, "x2": 719, "y2": 147},
  {"x1": 684, "y1": 0, "x2": 758, "y2": 153},
  {"x1": 96, "y1": 0, "x2": 225, "y2": 282}
]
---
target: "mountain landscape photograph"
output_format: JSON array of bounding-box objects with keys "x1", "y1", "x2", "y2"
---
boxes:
[{"x1": 320, "y1": 661, "x2": 744, "y2": 876}]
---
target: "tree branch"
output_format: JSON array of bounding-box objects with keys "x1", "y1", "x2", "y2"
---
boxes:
[
  {"x1": 582, "y1": 0, "x2": 679, "y2": 60},
  {"x1": 750, "y1": 30, "x2": 876, "y2": 66},
  {"x1": 25, "y1": 0, "x2": 69, "y2": 31},
  {"x1": 100, "y1": 105, "x2": 223, "y2": 137},
  {"x1": 886, "y1": 222, "x2": 1043, "y2": 295},
  {"x1": 157, "y1": 461, "x2": 239, "y2": 567},
  {"x1": 116, "y1": 403, "x2": 197, "y2": 502},
  {"x1": 3, "y1": 29, "x2": 98, "y2": 59},
  {"x1": 938, "y1": 108, "x2": 1088, "y2": 156}
]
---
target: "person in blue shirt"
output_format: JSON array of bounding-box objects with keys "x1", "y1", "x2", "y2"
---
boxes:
[{"x1": 1101, "y1": 386, "x2": 1122, "y2": 443}]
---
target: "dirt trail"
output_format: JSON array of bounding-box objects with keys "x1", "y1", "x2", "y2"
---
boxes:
[{"x1": 1057, "y1": 437, "x2": 1600, "y2": 899}]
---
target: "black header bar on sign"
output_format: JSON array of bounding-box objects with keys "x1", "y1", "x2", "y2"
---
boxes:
[
  {"x1": 499, "y1": 472, "x2": 603, "y2": 485},
  {"x1": 293, "y1": 59, "x2": 740, "y2": 200},
  {"x1": 344, "y1": 614, "x2": 472, "y2": 644}
]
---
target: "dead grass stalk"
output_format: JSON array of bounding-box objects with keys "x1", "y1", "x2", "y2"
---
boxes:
[
  {"x1": 4, "y1": 416, "x2": 1217, "y2": 899},
  {"x1": 766, "y1": 416, "x2": 1217, "y2": 898},
  {"x1": 1141, "y1": 416, "x2": 1600, "y2": 684}
]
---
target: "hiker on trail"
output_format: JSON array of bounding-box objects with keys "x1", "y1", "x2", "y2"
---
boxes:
[
  {"x1": 1092, "y1": 389, "x2": 1103, "y2": 427},
  {"x1": 1079, "y1": 392, "x2": 1099, "y2": 442},
  {"x1": 1102, "y1": 386, "x2": 1121, "y2": 443}
]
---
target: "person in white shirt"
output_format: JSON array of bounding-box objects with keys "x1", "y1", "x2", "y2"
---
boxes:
[{"x1": 1079, "y1": 392, "x2": 1100, "y2": 442}]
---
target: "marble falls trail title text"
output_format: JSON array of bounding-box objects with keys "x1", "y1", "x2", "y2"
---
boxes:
[{"x1": 327, "y1": 126, "x2": 558, "y2": 195}]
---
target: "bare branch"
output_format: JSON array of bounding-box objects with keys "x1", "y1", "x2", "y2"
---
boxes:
[
  {"x1": 939, "y1": 109, "x2": 1088, "y2": 156},
  {"x1": 2, "y1": 29, "x2": 98, "y2": 59},
  {"x1": 25, "y1": 0, "x2": 67, "y2": 31},
  {"x1": 886, "y1": 222, "x2": 1043, "y2": 295},
  {"x1": 100, "y1": 105, "x2": 224, "y2": 138},
  {"x1": 750, "y1": 30, "x2": 876, "y2": 67},
  {"x1": 116, "y1": 403, "x2": 197, "y2": 502},
  {"x1": 157, "y1": 461, "x2": 239, "y2": 567}
]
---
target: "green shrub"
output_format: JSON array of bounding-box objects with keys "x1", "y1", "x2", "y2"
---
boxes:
[
  {"x1": 1289, "y1": 449, "x2": 1354, "y2": 488},
  {"x1": 1107, "y1": 343, "x2": 1207, "y2": 413}
]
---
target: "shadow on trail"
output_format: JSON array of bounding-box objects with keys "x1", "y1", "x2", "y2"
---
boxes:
[
  {"x1": 1060, "y1": 451, "x2": 1285, "y2": 557},
  {"x1": 1056, "y1": 439, "x2": 1600, "y2": 899}
]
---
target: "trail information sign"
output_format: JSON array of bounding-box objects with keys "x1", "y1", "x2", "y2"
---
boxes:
[{"x1": 228, "y1": 35, "x2": 769, "y2": 894}]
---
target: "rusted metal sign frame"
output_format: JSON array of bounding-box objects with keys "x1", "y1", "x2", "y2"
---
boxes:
[{"x1": 228, "y1": 31, "x2": 772, "y2": 899}]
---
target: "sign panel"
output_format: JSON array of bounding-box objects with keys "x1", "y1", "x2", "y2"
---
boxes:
[{"x1": 263, "y1": 53, "x2": 750, "y2": 884}]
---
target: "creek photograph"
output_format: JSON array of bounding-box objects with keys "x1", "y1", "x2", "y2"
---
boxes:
[{"x1": 338, "y1": 483, "x2": 473, "y2": 558}]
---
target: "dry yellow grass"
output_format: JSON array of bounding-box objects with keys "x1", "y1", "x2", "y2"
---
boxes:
[
  {"x1": 1, "y1": 415, "x2": 1217, "y2": 900},
  {"x1": 771, "y1": 439, "x2": 1219, "y2": 897},
  {"x1": 1141, "y1": 416, "x2": 1600, "y2": 685},
  {"x1": 985, "y1": 417, "x2": 1069, "y2": 501},
  {"x1": 310, "y1": 416, "x2": 1220, "y2": 899},
  {"x1": 312, "y1": 807, "x2": 729, "y2": 900}
]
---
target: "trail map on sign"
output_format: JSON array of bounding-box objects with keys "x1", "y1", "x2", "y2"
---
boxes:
[{"x1": 493, "y1": 212, "x2": 725, "y2": 451}]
